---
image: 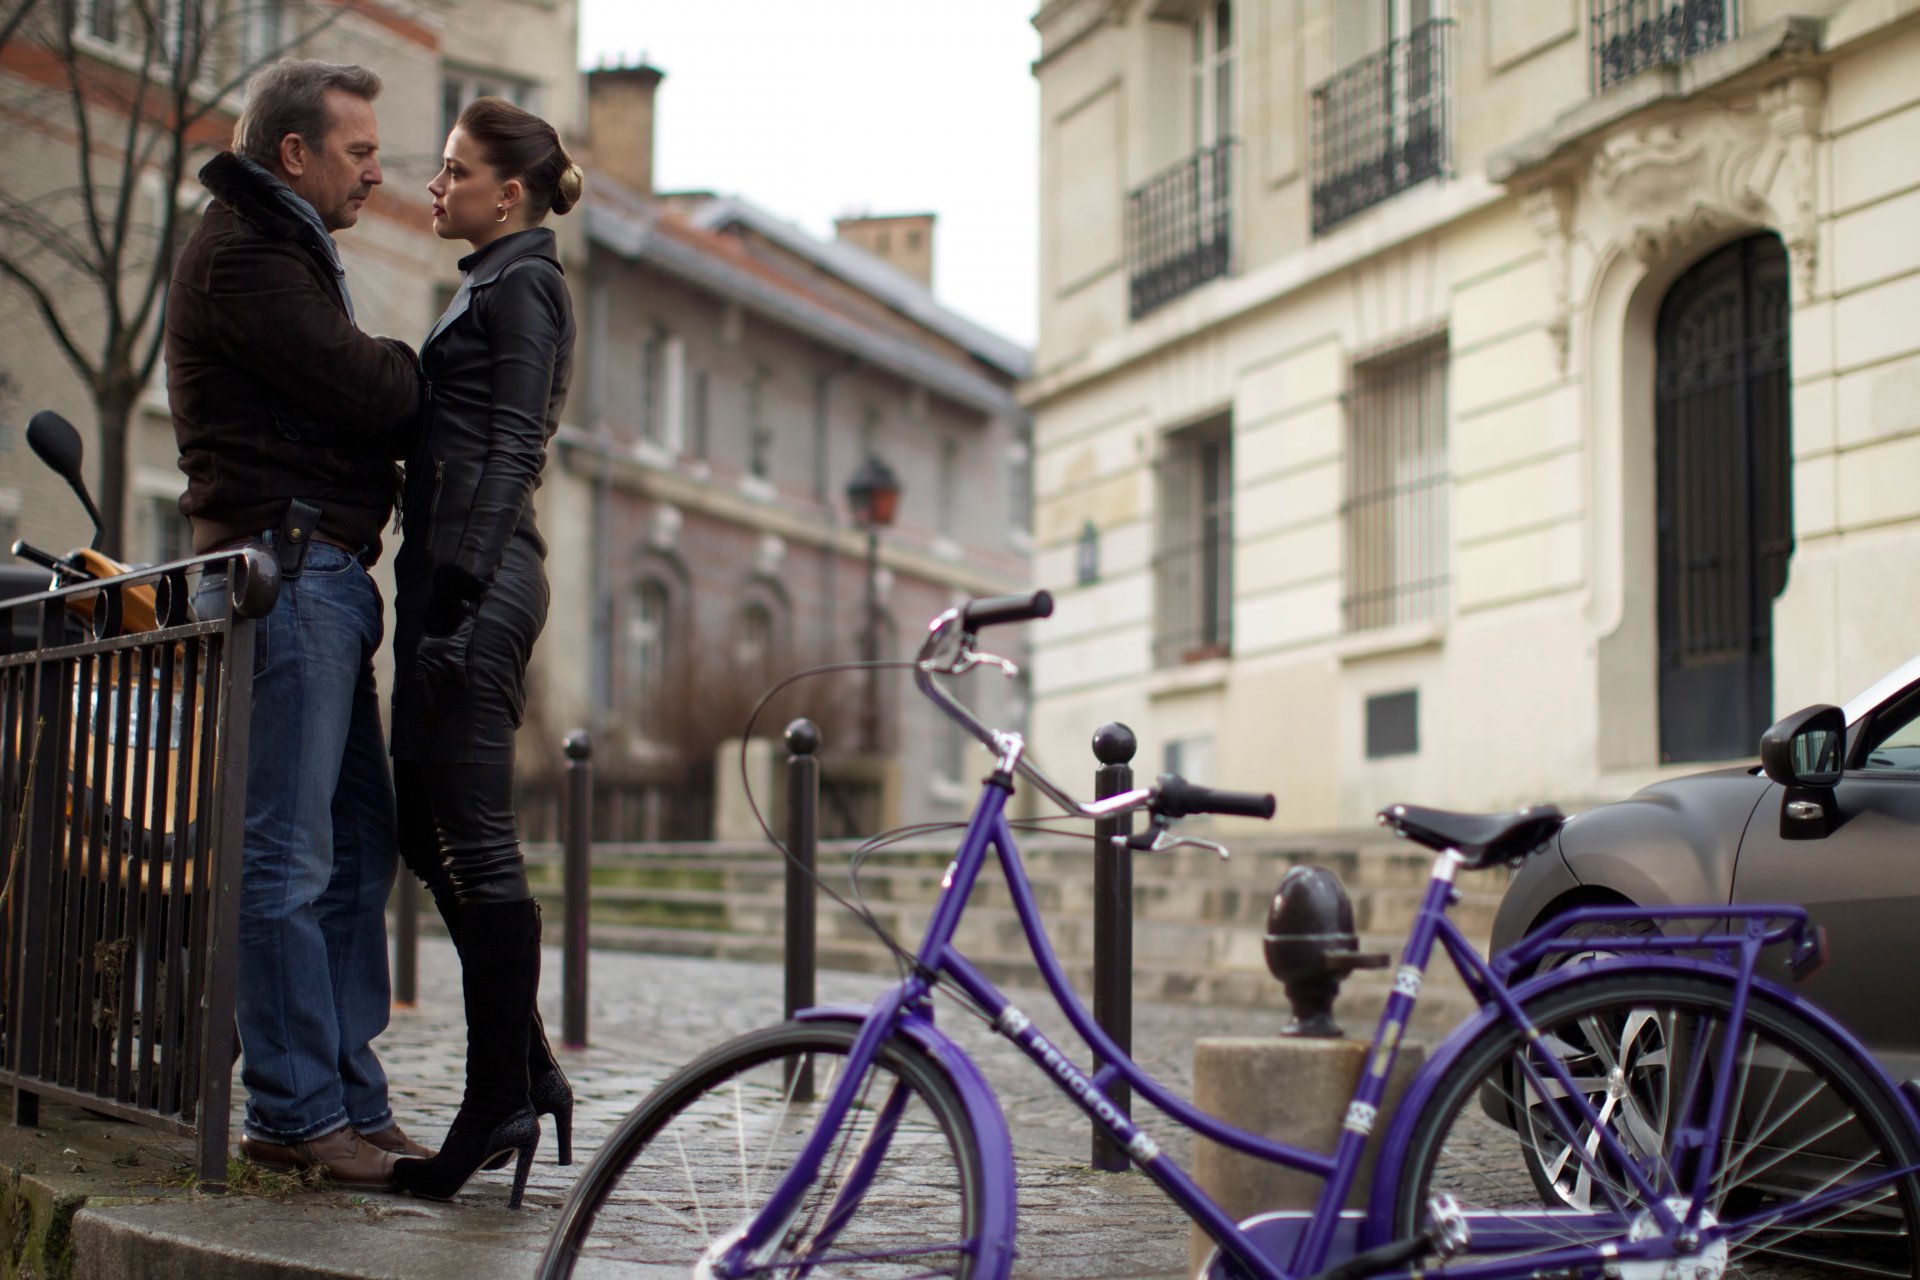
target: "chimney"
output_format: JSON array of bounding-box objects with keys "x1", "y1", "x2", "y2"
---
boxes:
[
  {"x1": 834, "y1": 213, "x2": 936, "y2": 288},
  {"x1": 587, "y1": 62, "x2": 664, "y2": 198}
]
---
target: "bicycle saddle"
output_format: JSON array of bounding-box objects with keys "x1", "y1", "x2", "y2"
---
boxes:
[{"x1": 1377, "y1": 803, "x2": 1565, "y2": 869}]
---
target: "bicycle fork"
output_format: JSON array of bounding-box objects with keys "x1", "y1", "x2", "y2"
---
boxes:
[{"x1": 707, "y1": 987, "x2": 924, "y2": 1279}]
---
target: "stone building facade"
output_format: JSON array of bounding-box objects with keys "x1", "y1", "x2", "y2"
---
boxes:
[
  {"x1": 1027, "y1": 0, "x2": 1920, "y2": 828},
  {"x1": 526, "y1": 67, "x2": 1033, "y2": 839}
]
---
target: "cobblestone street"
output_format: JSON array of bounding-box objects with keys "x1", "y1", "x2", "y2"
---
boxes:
[{"x1": 368, "y1": 938, "x2": 1294, "y2": 1277}]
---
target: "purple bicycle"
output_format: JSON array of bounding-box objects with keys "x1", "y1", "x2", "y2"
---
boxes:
[{"x1": 538, "y1": 591, "x2": 1920, "y2": 1280}]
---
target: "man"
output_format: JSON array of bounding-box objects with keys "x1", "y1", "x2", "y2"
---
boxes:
[{"x1": 168, "y1": 59, "x2": 429, "y2": 1190}]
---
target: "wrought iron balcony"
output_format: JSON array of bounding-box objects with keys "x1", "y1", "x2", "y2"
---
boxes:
[
  {"x1": 1310, "y1": 19, "x2": 1453, "y2": 236},
  {"x1": 1591, "y1": 0, "x2": 1732, "y2": 92},
  {"x1": 1126, "y1": 138, "x2": 1235, "y2": 320}
]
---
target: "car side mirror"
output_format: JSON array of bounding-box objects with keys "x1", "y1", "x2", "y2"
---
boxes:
[{"x1": 1760, "y1": 704, "x2": 1846, "y2": 789}]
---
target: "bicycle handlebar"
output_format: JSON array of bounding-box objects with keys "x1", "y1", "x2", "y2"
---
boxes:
[
  {"x1": 912, "y1": 595, "x2": 1276, "y2": 830},
  {"x1": 962, "y1": 590, "x2": 1053, "y2": 631},
  {"x1": 1151, "y1": 774, "x2": 1276, "y2": 820}
]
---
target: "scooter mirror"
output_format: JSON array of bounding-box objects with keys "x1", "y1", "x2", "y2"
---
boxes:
[
  {"x1": 26, "y1": 410, "x2": 84, "y2": 485},
  {"x1": 26, "y1": 410, "x2": 105, "y2": 549}
]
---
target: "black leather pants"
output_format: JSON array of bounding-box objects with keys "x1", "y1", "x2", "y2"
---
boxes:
[{"x1": 395, "y1": 758, "x2": 531, "y2": 906}]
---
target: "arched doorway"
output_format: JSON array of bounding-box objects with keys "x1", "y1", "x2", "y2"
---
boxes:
[{"x1": 1655, "y1": 233, "x2": 1792, "y2": 762}]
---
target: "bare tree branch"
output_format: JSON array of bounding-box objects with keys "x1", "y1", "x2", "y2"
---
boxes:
[
  {"x1": 0, "y1": 0, "x2": 342, "y2": 551},
  {"x1": 56, "y1": 6, "x2": 112, "y2": 269},
  {"x1": 0, "y1": 203, "x2": 103, "y2": 278},
  {"x1": 0, "y1": 257, "x2": 98, "y2": 386},
  {"x1": 0, "y1": 0, "x2": 43, "y2": 56}
]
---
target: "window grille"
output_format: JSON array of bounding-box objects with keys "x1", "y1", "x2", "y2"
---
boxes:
[
  {"x1": 1310, "y1": 18, "x2": 1452, "y2": 235},
  {"x1": 640, "y1": 332, "x2": 664, "y2": 446},
  {"x1": 1343, "y1": 338, "x2": 1449, "y2": 632},
  {"x1": 937, "y1": 438, "x2": 959, "y2": 538},
  {"x1": 149, "y1": 495, "x2": 192, "y2": 565},
  {"x1": 734, "y1": 601, "x2": 775, "y2": 688},
  {"x1": 1591, "y1": 0, "x2": 1732, "y2": 93},
  {"x1": 1153, "y1": 416, "x2": 1233, "y2": 667},
  {"x1": 441, "y1": 68, "x2": 540, "y2": 144},
  {"x1": 623, "y1": 578, "x2": 670, "y2": 713},
  {"x1": 1127, "y1": 139, "x2": 1236, "y2": 319},
  {"x1": 241, "y1": 0, "x2": 285, "y2": 67},
  {"x1": 691, "y1": 371, "x2": 710, "y2": 460},
  {"x1": 748, "y1": 371, "x2": 771, "y2": 479}
]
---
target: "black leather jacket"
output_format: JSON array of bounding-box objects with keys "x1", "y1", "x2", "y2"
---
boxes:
[{"x1": 395, "y1": 228, "x2": 575, "y2": 609}]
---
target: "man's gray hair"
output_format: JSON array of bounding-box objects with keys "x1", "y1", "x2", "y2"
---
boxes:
[{"x1": 232, "y1": 60, "x2": 383, "y2": 169}]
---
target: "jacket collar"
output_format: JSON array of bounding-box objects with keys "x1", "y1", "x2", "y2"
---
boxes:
[
  {"x1": 198, "y1": 151, "x2": 309, "y2": 242},
  {"x1": 456, "y1": 227, "x2": 562, "y2": 287}
]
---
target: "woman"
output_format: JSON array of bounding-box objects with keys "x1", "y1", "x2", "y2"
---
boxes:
[{"x1": 390, "y1": 96, "x2": 582, "y2": 1209}]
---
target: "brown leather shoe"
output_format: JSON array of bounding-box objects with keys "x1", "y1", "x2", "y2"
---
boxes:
[
  {"x1": 240, "y1": 1125, "x2": 400, "y2": 1191},
  {"x1": 358, "y1": 1122, "x2": 435, "y2": 1159}
]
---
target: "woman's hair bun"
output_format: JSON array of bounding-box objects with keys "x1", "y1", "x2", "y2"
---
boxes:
[{"x1": 552, "y1": 162, "x2": 585, "y2": 216}]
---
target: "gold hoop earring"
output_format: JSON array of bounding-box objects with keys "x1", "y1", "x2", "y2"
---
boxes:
[{"x1": 495, "y1": 203, "x2": 509, "y2": 223}]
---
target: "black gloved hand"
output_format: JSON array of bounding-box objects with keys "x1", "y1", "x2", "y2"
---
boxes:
[
  {"x1": 417, "y1": 565, "x2": 486, "y2": 697},
  {"x1": 416, "y1": 604, "x2": 476, "y2": 694}
]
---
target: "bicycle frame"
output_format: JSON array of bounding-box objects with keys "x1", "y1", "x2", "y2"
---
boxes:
[{"x1": 704, "y1": 611, "x2": 1920, "y2": 1280}]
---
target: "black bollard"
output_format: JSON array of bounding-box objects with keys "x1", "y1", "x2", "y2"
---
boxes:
[
  {"x1": 784, "y1": 719, "x2": 820, "y2": 1100},
  {"x1": 1091, "y1": 722, "x2": 1137, "y2": 1171},
  {"x1": 562, "y1": 730, "x2": 593, "y2": 1049},
  {"x1": 393, "y1": 874, "x2": 420, "y2": 1007}
]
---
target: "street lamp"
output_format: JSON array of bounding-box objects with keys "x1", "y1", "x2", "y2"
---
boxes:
[{"x1": 846, "y1": 453, "x2": 901, "y2": 752}]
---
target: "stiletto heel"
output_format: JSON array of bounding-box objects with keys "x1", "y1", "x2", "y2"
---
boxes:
[
  {"x1": 508, "y1": 1135, "x2": 536, "y2": 1210},
  {"x1": 395, "y1": 1105, "x2": 541, "y2": 1206},
  {"x1": 531, "y1": 1067, "x2": 574, "y2": 1165}
]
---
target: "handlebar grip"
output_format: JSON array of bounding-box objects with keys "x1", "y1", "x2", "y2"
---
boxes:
[
  {"x1": 961, "y1": 590, "x2": 1053, "y2": 631},
  {"x1": 1154, "y1": 774, "x2": 1276, "y2": 821}
]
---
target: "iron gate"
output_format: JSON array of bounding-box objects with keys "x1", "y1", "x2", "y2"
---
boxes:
[
  {"x1": 0, "y1": 548, "x2": 276, "y2": 1186},
  {"x1": 1655, "y1": 234, "x2": 1792, "y2": 762}
]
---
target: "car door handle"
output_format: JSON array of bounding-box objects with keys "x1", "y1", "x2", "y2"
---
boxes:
[{"x1": 1786, "y1": 799, "x2": 1824, "y2": 822}]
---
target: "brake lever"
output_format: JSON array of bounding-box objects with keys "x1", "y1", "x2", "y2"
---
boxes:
[
  {"x1": 1115, "y1": 823, "x2": 1231, "y2": 861},
  {"x1": 954, "y1": 647, "x2": 1019, "y2": 678},
  {"x1": 916, "y1": 643, "x2": 1021, "y2": 679}
]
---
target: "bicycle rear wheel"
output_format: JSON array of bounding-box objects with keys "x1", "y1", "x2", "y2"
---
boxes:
[
  {"x1": 1391, "y1": 969, "x2": 1920, "y2": 1279},
  {"x1": 537, "y1": 1019, "x2": 985, "y2": 1280}
]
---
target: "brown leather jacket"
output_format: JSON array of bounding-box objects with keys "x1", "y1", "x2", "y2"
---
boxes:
[{"x1": 167, "y1": 152, "x2": 424, "y2": 560}]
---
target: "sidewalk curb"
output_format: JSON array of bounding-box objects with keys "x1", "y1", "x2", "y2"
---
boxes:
[{"x1": 1, "y1": 1159, "x2": 87, "y2": 1280}]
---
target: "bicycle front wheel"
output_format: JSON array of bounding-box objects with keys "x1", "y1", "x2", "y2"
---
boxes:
[
  {"x1": 537, "y1": 1019, "x2": 986, "y2": 1280},
  {"x1": 1392, "y1": 969, "x2": 1920, "y2": 1279}
]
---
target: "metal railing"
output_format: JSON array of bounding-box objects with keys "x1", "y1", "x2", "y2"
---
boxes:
[
  {"x1": 1126, "y1": 138, "x2": 1236, "y2": 319},
  {"x1": 1310, "y1": 18, "x2": 1453, "y2": 235},
  {"x1": 1591, "y1": 0, "x2": 1732, "y2": 92},
  {"x1": 0, "y1": 548, "x2": 276, "y2": 1188}
]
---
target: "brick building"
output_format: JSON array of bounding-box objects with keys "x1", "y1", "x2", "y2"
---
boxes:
[{"x1": 528, "y1": 64, "x2": 1034, "y2": 839}]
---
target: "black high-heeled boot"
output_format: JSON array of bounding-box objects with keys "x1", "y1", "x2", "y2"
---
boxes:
[
  {"x1": 426, "y1": 880, "x2": 573, "y2": 1166},
  {"x1": 527, "y1": 1006, "x2": 575, "y2": 1165},
  {"x1": 395, "y1": 898, "x2": 543, "y2": 1208}
]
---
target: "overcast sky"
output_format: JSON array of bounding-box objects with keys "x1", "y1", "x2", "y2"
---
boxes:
[{"x1": 578, "y1": 0, "x2": 1041, "y2": 349}]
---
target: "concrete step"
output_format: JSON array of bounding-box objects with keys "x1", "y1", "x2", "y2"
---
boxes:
[
  {"x1": 577, "y1": 922, "x2": 1483, "y2": 1036},
  {"x1": 519, "y1": 830, "x2": 1509, "y2": 1025}
]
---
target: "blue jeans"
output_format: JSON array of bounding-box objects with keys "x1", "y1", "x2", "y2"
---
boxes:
[{"x1": 197, "y1": 542, "x2": 398, "y2": 1143}]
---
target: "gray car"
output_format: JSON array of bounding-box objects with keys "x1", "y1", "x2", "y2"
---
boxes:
[{"x1": 1491, "y1": 654, "x2": 1920, "y2": 1089}]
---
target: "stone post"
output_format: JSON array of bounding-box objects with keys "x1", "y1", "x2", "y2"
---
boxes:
[{"x1": 1189, "y1": 1037, "x2": 1425, "y2": 1274}]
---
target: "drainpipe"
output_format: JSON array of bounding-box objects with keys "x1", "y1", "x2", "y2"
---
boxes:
[
  {"x1": 814, "y1": 359, "x2": 861, "y2": 661},
  {"x1": 586, "y1": 269, "x2": 612, "y2": 728}
]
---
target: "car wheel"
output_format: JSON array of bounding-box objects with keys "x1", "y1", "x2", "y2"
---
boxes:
[{"x1": 1516, "y1": 914, "x2": 1656, "y2": 1209}]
